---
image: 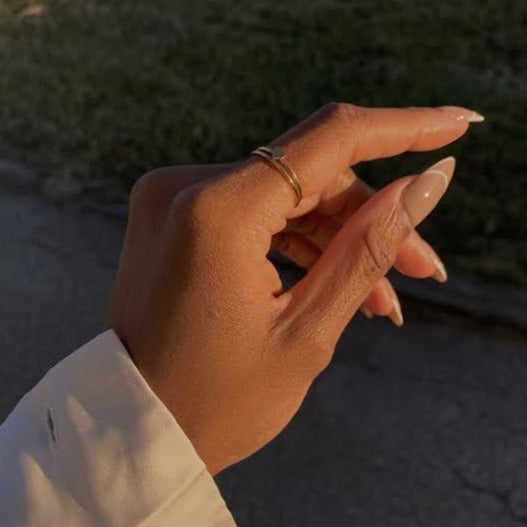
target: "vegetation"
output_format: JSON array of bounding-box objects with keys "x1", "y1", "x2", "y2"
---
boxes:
[{"x1": 0, "y1": 0, "x2": 526, "y2": 284}]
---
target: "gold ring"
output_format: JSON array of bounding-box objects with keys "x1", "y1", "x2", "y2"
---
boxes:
[{"x1": 249, "y1": 146, "x2": 303, "y2": 206}]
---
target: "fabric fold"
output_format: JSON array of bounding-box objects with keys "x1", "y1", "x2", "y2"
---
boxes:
[{"x1": 0, "y1": 330, "x2": 236, "y2": 527}]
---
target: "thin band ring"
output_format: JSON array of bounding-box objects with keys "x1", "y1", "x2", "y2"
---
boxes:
[
  {"x1": 257, "y1": 146, "x2": 303, "y2": 200},
  {"x1": 249, "y1": 146, "x2": 303, "y2": 206}
]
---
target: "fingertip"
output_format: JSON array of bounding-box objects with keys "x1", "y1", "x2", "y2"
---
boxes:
[
  {"x1": 400, "y1": 156, "x2": 456, "y2": 227},
  {"x1": 365, "y1": 281, "x2": 397, "y2": 317},
  {"x1": 407, "y1": 112, "x2": 469, "y2": 153},
  {"x1": 423, "y1": 156, "x2": 456, "y2": 189},
  {"x1": 388, "y1": 300, "x2": 404, "y2": 327},
  {"x1": 438, "y1": 105, "x2": 485, "y2": 123},
  {"x1": 419, "y1": 240, "x2": 449, "y2": 283}
]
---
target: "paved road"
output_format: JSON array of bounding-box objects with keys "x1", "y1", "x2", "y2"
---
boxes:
[{"x1": 1, "y1": 185, "x2": 527, "y2": 526}]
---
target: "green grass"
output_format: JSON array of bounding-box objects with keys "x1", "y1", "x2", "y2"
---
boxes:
[{"x1": 0, "y1": 0, "x2": 526, "y2": 285}]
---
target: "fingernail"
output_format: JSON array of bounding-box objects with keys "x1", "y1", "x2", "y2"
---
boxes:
[
  {"x1": 439, "y1": 106, "x2": 485, "y2": 123},
  {"x1": 360, "y1": 306, "x2": 374, "y2": 319},
  {"x1": 401, "y1": 156, "x2": 456, "y2": 226},
  {"x1": 430, "y1": 253, "x2": 448, "y2": 283},
  {"x1": 388, "y1": 297, "x2": 404, "y2": 327}
]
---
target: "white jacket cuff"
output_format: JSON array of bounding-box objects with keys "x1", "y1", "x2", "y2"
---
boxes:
[{"x1": 0, "y1": 330, "x2": 236, "y2": 527}]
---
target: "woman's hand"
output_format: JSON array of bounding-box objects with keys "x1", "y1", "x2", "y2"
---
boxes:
[
  {"x1": 135, "y1": 155, "x2": 447, "y2": 326},
  {"x1": 272, "y1": 166, "x2": 449, "y2": 325},
  {"x1": 105, "y1": 103, "x2": 481, "y2": 475}
]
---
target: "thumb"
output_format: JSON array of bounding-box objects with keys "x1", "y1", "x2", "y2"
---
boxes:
[{"x1": 275, "y1": 156, "x2": 456, "y2": 360}]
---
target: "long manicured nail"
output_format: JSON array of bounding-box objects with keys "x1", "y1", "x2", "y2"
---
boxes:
[
  {"x1": 417, "y1": 243, "x2": 448, "y2": 283},
  {"x1": 430, "y1": 252, "x2": 448, "y2": 283},
  {"x1": 360, "y1": 306, "x2": 373, "y2": 319},
  {"x1": 388, "y1": 297, "x2": 404, "y2": 327},
  {"x1": 439, "y1": 106, "x2": 485, "y2": 123},
  {"x1": 401, "y1": 157, "x2": 456, "y2": 226}
]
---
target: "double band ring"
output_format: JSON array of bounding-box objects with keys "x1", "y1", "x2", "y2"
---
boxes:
[{"x1": 249, "y1": 146, "x2": 303, "y2": 206}]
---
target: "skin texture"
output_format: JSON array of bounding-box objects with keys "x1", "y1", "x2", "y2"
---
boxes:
[{"x1": 105, "y1": 103, "x2": 476, "y2": 476}]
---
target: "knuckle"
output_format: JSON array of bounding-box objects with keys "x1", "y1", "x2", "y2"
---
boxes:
[
  {"x1": 321, "y1": 101, "x2": 365, "y2": 127},
  {"x1": 129, "y1": 167, "x2": 189, "y2": 216},
  {"x1": 321, "y1": 101, "x2": 344, "y2": 117},
  {"x1": 168, "y1": 180, "x2": 225, "y2": 239},
  {"x1": 360, "y1": 204, "x2": 412, "y2": 279},
  {"x1": 361, "y1": 223, "x2": 393, "y2": 275},
  {"x1": 185, "y1": 183, "x2": 219, "y2": 220},
  {"x1": 129, "y1": 170, "x2": 161, "y2": 209},
  {"x1": 318, "y1": 103, "x2": 371, "y2": 155},
  {"x1": 128, "y1": 170, "x2": 174, "y2": 228}
]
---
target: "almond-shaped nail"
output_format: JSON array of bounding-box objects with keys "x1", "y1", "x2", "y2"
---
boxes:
[
  {"x1": 360, "y1": 306, "x2": 374, "y2": 319},
  {"x1": 430, "y1": 253, "x2": 448, "y2": 283},
  {"x1": 388, "y1": 297, "x2": 404, "y2": 327},
  {"x1": 439, "y1": 105, "x2": 485, "y2": 123},
  {"x1": 401, "y1": 157, "x2": 456, "y2": 227},
  {"x1": 417, "y1": 243, "x2": 448, "y2": 283}
]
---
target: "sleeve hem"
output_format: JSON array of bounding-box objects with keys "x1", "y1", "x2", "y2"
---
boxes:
[{"x1": 1, "y1": 330, "x2": 236, "y2": 527}]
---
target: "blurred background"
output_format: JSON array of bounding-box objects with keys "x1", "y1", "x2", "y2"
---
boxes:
[
  {"x1": 1, "y1": 0, "x2": 526, "y2": 283},
  {"x1": 0, "y1": 1, "x2": 526, "y2": 525}
]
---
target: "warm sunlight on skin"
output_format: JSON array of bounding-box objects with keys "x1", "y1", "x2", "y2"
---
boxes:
[{"x1": 105, "y1": 103, "x2": 482, "y2": 476}]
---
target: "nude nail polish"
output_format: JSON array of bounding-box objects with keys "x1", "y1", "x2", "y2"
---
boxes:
[
  {"x1": 388, "y1": 297, "x2": 404, "y2": 327},
  {"x1": 430, "y1": 253, "x2": 448, "y2": 283},
  {"x1": 417, "y1": 243, "x2": 448, "y2": 283},
  {"x1": 439, "y1": 106, "x2": 485, "y2": 123},
  {"x1": 401, "y1": 157, "x2": 456, "y2": 227}
]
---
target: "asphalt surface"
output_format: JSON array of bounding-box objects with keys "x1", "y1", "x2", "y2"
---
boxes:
[{"x1": 1, "y1": 180, "x2": 527, "y2": 526}]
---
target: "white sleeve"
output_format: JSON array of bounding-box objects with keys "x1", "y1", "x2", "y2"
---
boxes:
[{"x1": 0, "y1": 330, "x2": 236, "y2": 527}]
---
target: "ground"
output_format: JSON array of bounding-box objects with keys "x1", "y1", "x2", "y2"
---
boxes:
[
  {"x1": 1, "y1": 170, "x2": 527, "y2": 526},
  {"x1": 0, "y1": 0, "x2": 526, "y2": 285}
]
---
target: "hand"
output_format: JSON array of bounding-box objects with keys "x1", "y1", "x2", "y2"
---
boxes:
[
  {"x1": 105, "y1": 103, "x2": 481, "y2": 475},
  {"x1": 271, "y1": 166, "x2": 448, "y2": 325},
  {"x1": 146, "y1": 153, "x2": 448, "y2": 327}
]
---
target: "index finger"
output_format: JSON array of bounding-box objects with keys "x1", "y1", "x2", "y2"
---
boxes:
[{"x1": 230, "y1": 103, "x2": 483, "y2": 227}]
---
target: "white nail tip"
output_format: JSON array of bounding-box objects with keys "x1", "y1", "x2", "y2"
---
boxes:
[
  {"x1": 431, "y1": 255, "x2": 448, "y2": 282},
  {"x1": 468, "y1": 112, "x2": 485, "y2": 123},
  {"x1": 388, "y1": 298, "x2": 404, "y2": 327}
]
